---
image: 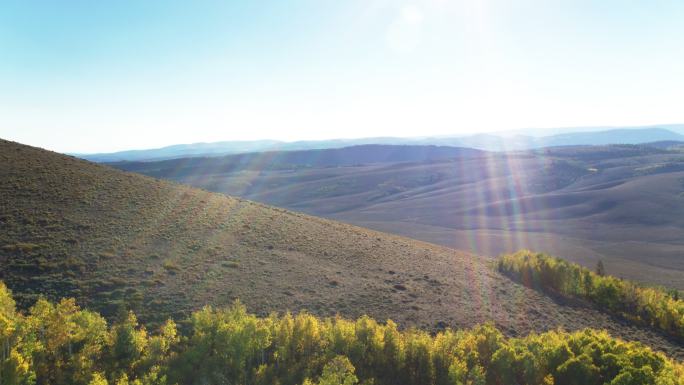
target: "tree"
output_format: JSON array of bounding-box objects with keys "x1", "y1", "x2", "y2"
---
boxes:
[
  {"x1": 109, "y1": 311, "x2": 148, "y2": 378},
  {"x1": 0, "y1": 283, "x2": 32, "y2": 385},
  {"x1": 25, "y1": 297, "x2": 85, "y2": 384},
  {"x1": 88, "y1": 372, "x2": 108, "y2": 385},
  {"x1": 404, "y1": 332, "x2": 434, "y2": 385},
  {"x1": 554, "y1": 354, "x2": 600, "y2": 385},
  {"x1": 140, "y1": 320, "x2": 177, "y2": 372},
  {"x1": 0, "y1": 282, "x2": 18, "y2": 383},
  {"x1": 304, "y1": 356, "x2": 358, "y2": 385},
  {"x1": 596, "y1": 260, "x2": 606, "y2": 277},
  {"x1": 488, "y1": 345, "x2": 516, "y2": 385}
]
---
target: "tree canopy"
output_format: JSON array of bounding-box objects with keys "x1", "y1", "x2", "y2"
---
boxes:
[{"x1": 0, "y1": 280, "x2": 682, "y2": 385}]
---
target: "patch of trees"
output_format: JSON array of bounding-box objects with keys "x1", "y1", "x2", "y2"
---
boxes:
[
  {"x1": 498, "y1": 250, "x2": 684, "y2": 341},
  {"x1": 1, "y1": 281, "x2": 683, "y2": 385}
]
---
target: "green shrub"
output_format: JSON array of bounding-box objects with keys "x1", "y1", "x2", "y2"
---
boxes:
[
  {"x1": 162, "y1": 259, "x2": 180, "y2": 272},
  {"x1": 221, "y1": 261, "x2": 240, "y2": 269}
]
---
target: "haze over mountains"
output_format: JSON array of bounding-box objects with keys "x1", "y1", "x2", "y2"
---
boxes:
[
  {"x1": 3, "y1": 138, "x2": 684, "y2": 359},
  {"x1": 78, "y1": 125, "x2": 684, "y2": 162},
  {"x1": 113, "y1": 140, "x2": 684, "y2": 291}
]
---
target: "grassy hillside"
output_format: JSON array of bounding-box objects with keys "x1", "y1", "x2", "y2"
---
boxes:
[
  {"x1": 113, "y1": 143, "x2": 684, "y2": 290},
  {"x1": 1, "y1": 139, "x2": 683, "y2": 360}
]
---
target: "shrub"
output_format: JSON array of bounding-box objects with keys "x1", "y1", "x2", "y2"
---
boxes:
[
  {"x1": 221, "y1": 261, "x2": 240, "y2": 269},
  {"x1": 162, "y1": 259, "x2": 179, "y2": 272}
]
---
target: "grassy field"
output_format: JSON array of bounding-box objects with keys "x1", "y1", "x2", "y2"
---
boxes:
[{"x1": 1, "y1": 139, "x2": 683, "y2": 360}]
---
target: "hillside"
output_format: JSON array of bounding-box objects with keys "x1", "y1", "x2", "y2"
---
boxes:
[
  {"x1": 1, "y1": 139, "x2": 683, "y2": 359},
  {"x1": 114, "y1": 143, "x2": 684, "y2": 290}
]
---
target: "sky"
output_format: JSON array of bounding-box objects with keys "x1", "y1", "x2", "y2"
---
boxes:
[{"x1": 1, "y1": 0, "x2": 683, "y2": 153}]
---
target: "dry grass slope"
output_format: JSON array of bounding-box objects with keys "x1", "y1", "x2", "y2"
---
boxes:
[
  {"x1": 1, "y1": 139, "x2": 682, "y2": 359},
  {"x1": 118, "y1": 145, "x2": 684, "y2": 290}
]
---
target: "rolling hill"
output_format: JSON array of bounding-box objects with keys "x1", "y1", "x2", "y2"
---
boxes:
[
  {"x1": 112, "y1": 144, "x2": 485, "y2": 176},
  {"x1": 77, "y1": 126, "x2": 684, "y2": 162},
  {"x1": 113, "y1": 143, "x2": 684, "y2": 291},
  {"x1": 1, "y1": 139, "x2": 683, "y2": 359}
]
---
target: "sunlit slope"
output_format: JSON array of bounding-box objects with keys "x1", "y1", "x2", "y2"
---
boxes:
[
  {"x1": 1, "y1": 139, "x2": 682, "y2": 359},
  {"x1": 117, "y1": 144, "x2": 684, "y2": 289}
]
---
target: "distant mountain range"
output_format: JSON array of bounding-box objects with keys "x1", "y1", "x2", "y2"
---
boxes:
[
  {"x1": 77, "y1": 125, "x2": 684, "y2": 162},
  {"x1": 112, "y1": 145, "x2": 485, "y2": 178}
]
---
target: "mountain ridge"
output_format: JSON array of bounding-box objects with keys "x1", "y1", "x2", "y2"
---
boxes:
[{"x1": 76, "y1": 126, "x2": 684, "y2": 162}]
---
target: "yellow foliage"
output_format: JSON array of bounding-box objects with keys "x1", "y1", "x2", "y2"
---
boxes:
[{"x1": 0, "y1": 280, "x2": 683, "y2": 385}]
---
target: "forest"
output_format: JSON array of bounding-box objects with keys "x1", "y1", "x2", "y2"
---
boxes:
[
  {"x1": 1, "y1": 281, "x2": 683, "y2": 385},
  {"x1": 498, "y1": 251, "x2": 684, "y2": 341}
]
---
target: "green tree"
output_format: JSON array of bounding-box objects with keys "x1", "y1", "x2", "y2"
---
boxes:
[
  {"x1": 0, "y1": 283, "x2": 32, "y2": 385},
  {"x1": 109, "y1": 311, "x2": 148, "y2": 379},
  {"x1": 88, "y1": 372, "x2": 108, "y2": 385},
  {"x1": 304, "y1": 356, "x2": 358, "y2": 385},
  {"x1": 596, "y1": 260, "x2": 606, "y2": 276},
  {"x1": 403, "y1": 332, "x2": 434, "y2": 385},
  {"x1": 380, "y1": 320, "x2": 404, "y2": 384},
  {"x1": 555, "y1": 354, "x2": 600, "y2": 385},
  {"x1": 25, "y1": 297, "x2": 107, "y2": 385},
  {"x1": 140, "y1": 320, "x2": 177, "y2": 372}
]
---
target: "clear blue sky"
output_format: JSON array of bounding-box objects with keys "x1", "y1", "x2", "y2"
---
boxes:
[{"x1": 1, "y1": 0, "x2": 683, "y2": 153}]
